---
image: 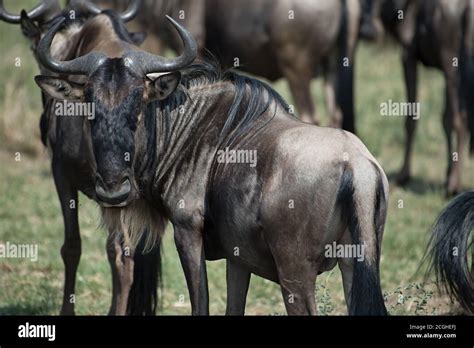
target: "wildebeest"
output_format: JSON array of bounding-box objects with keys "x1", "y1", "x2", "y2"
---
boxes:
[
  {"x1": 98, "y1": 0, "x2": 362, "y2": 133},
  {"x1": 0, "y1": 0, "x2": 167, "y2": 315},
  {"x1": 372, "y1": 0, "x2": 473, "y2": 195},
  {"x1": 425, "y1": 190, "x2": 474, "y2": 313},
  {"x1": 35, "y1": 13, "x2": 389, "y2": 314}
]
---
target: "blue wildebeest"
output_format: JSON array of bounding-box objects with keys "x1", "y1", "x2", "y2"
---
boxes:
[
  {"x1": 425, "y1": 190, "x2": 474, "y2": 313},
  {"x1": 0, "y1": 0, "x2": 172, "y2": 315},
  {"x1": 35, "y1": 14, "x2": 389, "y2": 315},
  {"x1": 96, "y1": 0, "x2": 362, "y2": 133},
  {"x1": 370, "y1": 0, "x2": 473, "y2": 195}
]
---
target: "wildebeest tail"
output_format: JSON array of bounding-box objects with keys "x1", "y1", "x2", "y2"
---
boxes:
[
  {"x1": 337, "y1": 163, "x2": 387, "y2": 315},
  {"x1": 425, "y1": 191, "x2": 474, "y2": 313},
  {"x1": 127, "y1": 229, "x2": 162, "y2": 315}
]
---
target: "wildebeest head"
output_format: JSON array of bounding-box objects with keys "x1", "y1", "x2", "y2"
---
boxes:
[
  {"x1": 0, "y1": 0, "x2": 61, "y2": 52},
  {"x1": 0, "y1": 0, "x2": 60, "y2": 24},
  {"x1": 34, "y1": 15, "x2": 197, "y2": 207}
]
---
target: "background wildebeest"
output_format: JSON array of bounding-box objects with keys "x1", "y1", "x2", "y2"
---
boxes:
[
  {"x1": 97, "y1": 0, "x2": 362, "y2": 133},
  {"x1": 425, "y1": 190, "x2": 474, "y2": 314},
  {"x1": 366, "y1": 0, "x2": 474, "y2": 195},
  {"x1": 0, "y1": 0, "x2": 168, "y2": 315},
  {"x1": 36, "y1": 14, "x2": 389, "y2": 314}
]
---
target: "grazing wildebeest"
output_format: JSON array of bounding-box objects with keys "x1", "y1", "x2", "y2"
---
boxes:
[
  {"x1": 0, "y1": 0, "x2": 166, "y2": 315},
  {"x1": 99, "y1": 0, "x2": 362, "y2": 133},
  {"x1": 425, "y1": 191, "x2": 474, "y2": 313},
  {"x1": 375, "y1": 0, "x2": 473, "y2": 195},
  {"x1": 35, "y1": 16, "x2": 389, "y2": 315}
]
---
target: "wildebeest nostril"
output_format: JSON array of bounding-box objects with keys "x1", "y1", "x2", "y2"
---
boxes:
[{"x1": 95, "y1": 175, "x2": 106, "y2": 189}]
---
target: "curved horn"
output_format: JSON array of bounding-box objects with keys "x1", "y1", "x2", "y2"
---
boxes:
[
  {"x1": 0, "y1": 0, "x2": 60, "y2": 24},
  {"x1": 119, "y1": 0, "x2": 141, "y2": 22},
  {"x1": 37, "y1": 17, "x2": 106, "y2": 76},
  {"x1": 67, "y1": 0, "x2": 101, "y2": 15},
  {"x1": 68, "y1": 0, "x2": 141, "y2": 22},
  {"x1": 124, "y1": 16, "x2": 197, "y2": 75}
]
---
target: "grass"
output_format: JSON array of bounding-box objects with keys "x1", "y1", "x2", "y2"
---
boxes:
[{"x1": 0, "y1": 1, "x2": 473, "y2": 315}]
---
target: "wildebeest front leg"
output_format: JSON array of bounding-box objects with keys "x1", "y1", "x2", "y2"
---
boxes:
[
  {"x1": 114, "y1": 232, "x2": 134, "y2": 315},
  {"x1": 53, "y1": 160, "x2": 81, "y2": 316},
  {"x1": 396, "y1": 47, "x2": 418, "y2": 186},
  {"x1": 225, "y1": 259, "x2": 251, "y2": 315},
  {"x1": 174, "y1": 227, "x2": 209, "y2": 315},
  {"x1": 106, "y1": 232, "x2": 120, "y2": 315}
]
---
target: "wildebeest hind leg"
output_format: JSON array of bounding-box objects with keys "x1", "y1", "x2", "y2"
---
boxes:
[
  {"x1": 324, "y1": 60, "x2": 343, "y2": 129},
  {"x1": 396, "y1": 48, "x2": 418, "y2": 186},
  {"x1": 274, "y1": 259, "x2": 317, "y2": 315},
  {"x1": 444, "y1": 71, "x2": 466, "y2": 196},
  {"x1": 114, "y1": 232, "x2": 134, "y2": 315},
  {"x1": 225, "y1": 259, "x2": 251, "y2": 315},
  {"x1": 277, "y1": 55, "x2": 317, "y2": 124},
  {"x1": 338, "y1": 256, "x2": 354, "y2": 313},
  {"x1": 442, "y1": 87, "x2": 454, "y2": 193},
  {"x1": 53, "y1": 161, "x2": 81, "y2": 316}
]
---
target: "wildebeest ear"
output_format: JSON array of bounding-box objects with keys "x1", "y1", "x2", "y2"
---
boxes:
[
  {"x1": 147, "y1": 71, "x2": 181, "y2": 101},
  {"x1": 20, "y1": 10, "x2": 40, "y2": 40},
  {"x1": 34, "y1": 76, "x2": 84, "y2": 102},
  {"x1": 130, "y1": 32, "x2": 147, "y2": 46}
]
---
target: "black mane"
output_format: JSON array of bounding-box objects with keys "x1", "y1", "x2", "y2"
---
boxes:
[
  {"x1": 138, "y1": 55, "x2": 293, "y2": 196},
  {"x1": 156, "y1": 54, "x2": 292, "y2": 148}
]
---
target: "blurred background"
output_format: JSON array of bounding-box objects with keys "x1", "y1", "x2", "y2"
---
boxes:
[{"x1": 0, "y1": 0, "x2": 472, "y2": 315}]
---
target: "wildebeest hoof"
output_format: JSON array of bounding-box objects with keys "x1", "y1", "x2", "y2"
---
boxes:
[
  {"x1": 395, "y1": 171, "x2": 410, "y2": 186},
  {"x1": 446, "y1": 182, "x2": 460, "y2": 198},
  {"x1": 60, "y1": 308, "x2": 75, "y2": 316}
]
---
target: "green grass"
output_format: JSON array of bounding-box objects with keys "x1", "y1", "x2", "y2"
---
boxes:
[{"x1": 0, "y1": 1, "x2": 473, "y2": 315}]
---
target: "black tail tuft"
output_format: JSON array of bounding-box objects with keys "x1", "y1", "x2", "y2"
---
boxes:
[
  {"x1": 127, "y1": 230, "x2": 162, "y2": 315},
  {"x1": 337, "y1": 165, "x2": 387, "y2": 315},
  {"x1": 426, "y1": 191, "x2": 474, "y2": 313}
]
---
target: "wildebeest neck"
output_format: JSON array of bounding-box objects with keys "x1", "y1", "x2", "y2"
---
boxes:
[
  {"x1": 136, "y1": 61, "x2": 291, "y2": 206},
  {"x1": 146, "y1": 81, "x2": 236, "y2": 197}
]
